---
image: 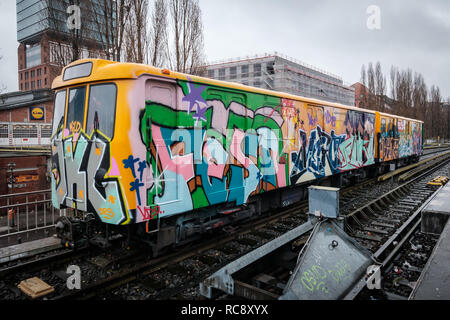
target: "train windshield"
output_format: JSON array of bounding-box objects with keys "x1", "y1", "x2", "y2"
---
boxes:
[
  {"x1": 51, "y1": 90, "x2": 66, "y2": 135},
  {"x1": 65, "y1": 86, "x2": 86, "y2": 135},
  {"x1": 85, "y1": 83, "x2": 117, "y2": 139}
]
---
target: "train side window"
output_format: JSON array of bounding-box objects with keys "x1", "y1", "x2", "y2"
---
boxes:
[
  {"x1": 145, "y1": 81, "x2": 176, "y2": 108},
  {"x1": 86, "y1": 83, "x2": 117, "y2": 139},
  {"x1": 52, "y1": 90, "x2": 66, "y2": 135},
  {"x1": 65, "y1": 86, "x2": 86, "y2": 135}
]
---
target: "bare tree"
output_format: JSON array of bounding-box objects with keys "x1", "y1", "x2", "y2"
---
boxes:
[
  {"x1": 430, "y1": 85, "x2": 442, "y2": 139},
  {"x1": 367, "y1": 62, "x2": 376, "y2": 110},
  {"x1": 42, "y1": 0, "x2": 108, "y2": 80},
  {"x1": 123, "y1": 0, "x2": 149, "y2": 63},
  {"x1": 44, "y1": 0, "x2": 90, "y2": 67},
  {"x1": 148, "y1": 0, "x2": 168, "y2": 67},
  {"x1": 0, "y1": 52, "x2": 6, "y2": 93},
  {"x1": 412, "y1": 72, "x2": 427, "y2": 121},
  {"x1": 88, "y1": 0, "x2": 132, "y2": 61},
  {"x1": 362, "y1": 61, "x2": 448, "y2": 140},
  {"x1": 375, "y1": 62, "x2": 386, "y2": 112},
  {"x1": 390, "y1": 66, "x2": 397, "y2": 101},
  {"x1": 165, "y1": 0, "x2": 205, "y2": 74}
]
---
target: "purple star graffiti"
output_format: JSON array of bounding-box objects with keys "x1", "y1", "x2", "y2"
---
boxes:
[
  {"x1": 182, "y1": 77, "x2": 207, "y2": 115},
  {"x1": 192, "y1": 105, "x2": 207, "y2": 125}
]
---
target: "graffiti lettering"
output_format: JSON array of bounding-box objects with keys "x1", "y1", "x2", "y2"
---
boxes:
[
  {"x1": 301, "y1": 265, "x2": 329, "y2": 294},
  {"x1": 137, "y1": 205, "x2": 163, "y2": 221},
  {"x1": 325, "y1": 110, "x2": 336, "y2": 127},
  {"x1": 328, "y1": 259, "x2": 351, "y2": 284}
]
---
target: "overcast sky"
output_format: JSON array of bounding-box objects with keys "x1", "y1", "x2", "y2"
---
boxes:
[{"x1": 1, "y1": 0, "x2": 449, "y2": 100}]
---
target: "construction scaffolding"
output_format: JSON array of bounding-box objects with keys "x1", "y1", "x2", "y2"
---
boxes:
[{"x1": 204, "y1": 52, "x2": 355, "y2": 106}]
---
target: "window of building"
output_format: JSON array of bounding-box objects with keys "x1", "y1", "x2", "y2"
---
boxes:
[
  {"x1": 229, "y1": 66, "x2": 237, "y2": 79},
  {"x1": 254, "y1": 80, "x2": 261, "y2": 87},
  {"x1": 218, "y1": 68, "x2": 225, "y2": 80},
  {"x1": 20, "y1": 73, "x2": 23, "y2": 80},
  {"x1": 25, "y1": 72, "x2": 29, "y2": 80},
  {"x1": 37, "y1": 68, "x2": 41, "y2": 76},
  {"x1": 44, "y1": 67, "x2": 47, "y2": 74},
  {"x1": 20, "y1": 84, "x2": 23, "y2": 90},
  {"x1": 26, "y1": 44, "x2": 41, "y2": 69},
  {"x1": 41, "y1": 124, "x2": 52, "y2": 138},
  {"x1": 25, "y1": 82, "x2": 29, "y2": 90},
  {"x1": 0, "y1": 124, "x2": 8, "y2": 138},
  {"x1": 31, "y1": 81, "x2": 35, "y2": 89},
  {"x1": 13, "y1": 125, "x2": 37, "y2": 138},
  {"x1": 37, "y1": 79, "x2": 41, "y2": 88},
  {"x1": 241, "y1": 65, "x2": 249, "y2": 78},
  {"x1": 44, "y1": 78, "x2": 47, "y2": 86},
  {"x1": 85, "y1": 83, "x2": 117, "y2": 139},
  {"x1": 208, "y1": 69, "x2": 215, "y2": 78},
  {"x1": 31, "y1": 70, "x2": 35, "y2": 78},
  {"x1": 254, "y1": 64, "x2": 261, "y2": 77}
]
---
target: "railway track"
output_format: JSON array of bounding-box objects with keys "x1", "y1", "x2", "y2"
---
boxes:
[
  {"x1": 200, "y1": 158, "x2": 450, "y2": 300},
  {"x1": 344, "y1": 160, "x2": 448, "y2": 253},
  {"x1": 1, "y1": 155, "x2": 449, "y2": 300}
]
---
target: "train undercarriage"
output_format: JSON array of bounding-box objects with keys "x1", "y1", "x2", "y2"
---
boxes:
[{"x1": 55, "y1": 156, "x2": 420, "y2": 256}]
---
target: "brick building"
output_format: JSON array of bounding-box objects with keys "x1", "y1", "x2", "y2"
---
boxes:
[
  {"x1": 351, "y1": 82, "x2": 368, "y2": 108},
  {"x1": 17, "y1": 33, "x2": 62, "y2": 92},
  {"x1": 0, "y1": 89, "x2": 54, "y2": 147}
]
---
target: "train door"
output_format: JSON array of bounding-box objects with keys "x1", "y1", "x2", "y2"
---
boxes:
[
  {"x1": 393, "y1": 118, "x2": 399, "y2": 160},
  {"x1": 398, "y1": 119, "x2": 406, "y2": 158},
  {"x1": 63, "y1": 85, "x2": 88, "y2": 211},
  {"x1": 256, "y1": 95, "x2": 281, "y2": 193},
  {"x1": 304, "y1": 105, "x2": 327, "y2": 180},
  {"x1": 144, "y1": 80, "x2": 180, "y2": 229},
  {"x1": 204, "y1": 88, "x2": 250, "y2": 206}
]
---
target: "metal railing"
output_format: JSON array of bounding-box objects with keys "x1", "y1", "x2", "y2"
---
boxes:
[{"x1": 0, "y1": 189, "x2": 66, "y2": 241}]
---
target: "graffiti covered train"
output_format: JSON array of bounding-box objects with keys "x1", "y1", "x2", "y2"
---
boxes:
[{"x1": 50, "y1": 59, "x2": 423, "y2": 253}]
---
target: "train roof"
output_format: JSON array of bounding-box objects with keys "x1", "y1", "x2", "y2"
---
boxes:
[
  {"x1": 52, "y1": 59, "x2": 421, "y2": 123},
  {"x1": 378, "y1": 111, "x2": 424, "y2": 124}
]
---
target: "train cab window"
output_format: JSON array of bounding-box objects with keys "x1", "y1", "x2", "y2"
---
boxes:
[
  {"x1": 52, "y1": 90, "x2": 66, "y2": 135},
  {"x1": 66, "y1": 86, "x2": 86, "y2": 135},
  {"x1": 86, "y1": 83, "x2": 117, "y2": 139}
]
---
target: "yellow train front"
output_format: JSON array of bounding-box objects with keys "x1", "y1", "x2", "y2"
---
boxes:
[{"x1": 50, "y1": 59, "x2": 423, "y2": 254}]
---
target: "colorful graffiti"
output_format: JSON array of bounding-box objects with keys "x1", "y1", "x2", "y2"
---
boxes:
[
  {"x1": 51, "y1": 128, "x2": 130, "y2": 225},
  {"x1": 380, "y1": 117, "x2": 399, "y2": 161},
  {"x1": 50, "y1": 69, "x2": 421, "y2": 226},
  {"x1": 134, "y1": 79, "x2": 377, "y2": 218}
]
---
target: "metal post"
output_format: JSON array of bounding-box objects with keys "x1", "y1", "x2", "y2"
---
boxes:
[
  {"x1": 35, "y1": 199, "x2": 38, "y2": 230},
  {"x1": 26, "y1": 196, "x2": 29, "y2": 237},
  {"x1": 17, "y1": 204, "x2": 20, "y2": 232},
  {"x1": 44, "y1": 193, "x2": 47, "y2": 226}
]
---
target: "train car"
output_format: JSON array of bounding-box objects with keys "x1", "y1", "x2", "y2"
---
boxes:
[
  {"x1": 375, "y1": 112, "x2": 423, "y2": 167},
  {"x1": 50, "y1": 59, "x2": 422, "y2": 254}
]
